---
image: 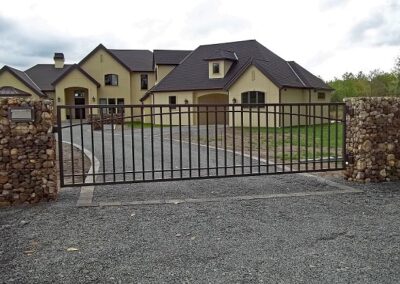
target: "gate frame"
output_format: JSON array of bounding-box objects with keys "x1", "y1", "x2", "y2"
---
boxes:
[{"x1": 57, "y1": 103, "x2": 347, "y2": 187}]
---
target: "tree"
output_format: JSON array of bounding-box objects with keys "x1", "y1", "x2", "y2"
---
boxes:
[
  {"x1": 392, "y1": 56, "x2": 400, "y2": 95},
  {"x1": 393, "y1": 56, "x2": 400, "y2": 75},
  {"x1": 328, "y1": 57, "x2": 400, "y2": 101}
]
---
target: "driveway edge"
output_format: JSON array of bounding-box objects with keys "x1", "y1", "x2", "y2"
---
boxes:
[{"x1": 61, "y1": 141, "x2": 100, "y2": 207}]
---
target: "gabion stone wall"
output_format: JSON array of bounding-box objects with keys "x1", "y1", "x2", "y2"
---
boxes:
[
  {"x1": 345, "y1": 97, "x2": 400, "y2": 182},
  {"x1": 0, "y1": 98, "x2": 57, "y2": 207}
]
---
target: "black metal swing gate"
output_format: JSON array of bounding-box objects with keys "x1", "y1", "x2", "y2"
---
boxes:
[{"x1": 57, "y1": 103, "x2": 346, "y2": 187}]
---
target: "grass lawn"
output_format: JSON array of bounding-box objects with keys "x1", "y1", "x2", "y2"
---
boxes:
[
  {"x1": 201, "y1": 123, "x2": 344, "y2": 161},
  {"x1": 252, "y1": 123, "x2": 343, "y2": 148}
]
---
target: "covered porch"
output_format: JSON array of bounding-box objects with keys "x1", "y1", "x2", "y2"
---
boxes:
[
  {"x1": 195, "y1": 92, "x2": 229, "y2": 125},
  {"x1": 63, "y1": 87, "x2": 91, "y2": 120},
  {"x1": 53, "y1": 64, "x2": 100, "y2": 121}
]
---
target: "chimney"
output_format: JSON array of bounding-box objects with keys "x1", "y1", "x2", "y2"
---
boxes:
[{"x1": 54, "y1": 53, "x2": 65, "y2": 69}]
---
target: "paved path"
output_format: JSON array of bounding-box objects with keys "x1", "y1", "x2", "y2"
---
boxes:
[
  {"x1": 60, "y1": 123, "x2": 268, "y2": 183},
  {"x1": 60, "y1": 122, "x2": 345, "y2": 184}
]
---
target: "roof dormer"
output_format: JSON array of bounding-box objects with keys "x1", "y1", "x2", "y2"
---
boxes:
[{"x1": 204, "y1": 49, "x2": 238, "y2": 79}]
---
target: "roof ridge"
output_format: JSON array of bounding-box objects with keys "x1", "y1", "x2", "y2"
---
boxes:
[
  {"x1": 223, "y1": 57, "x2": 253, "y2": 90},
  {"x1": 23, "y1": 71, "x2": 43, "y2": 92},
  {"x1": 254, "y1": 40, "x2": 289, "y2": 64},
  {"x1": 253, "y1": 40, "x2": 275, "y2": 63},
  {"x1": 27, "y1": 63, "x2": 73, "y2": 68},
  {"x1": 153, "y1": 49, "x2": 192, "y2": 52},
  {"x1": 25, "y1": 64, "x2": 51, "y2": 71},
  {"x1": 9, "y1": 66, "x2": 43, "y2": 91},
  {"x1": 79, "y1": 44, "x2": 132, "y2": 72},
  {"x1": 178, "y1": 50, "x2": 195, "y2": 65},
  {"x1": 52, "y1": 64, "x2": 100, "y2": 87},
  {"x1": 288, "y1": 61, "x2": 333, "y2": 90},
  {"x1": 143, "y1": 40, "x2": 332, "y2": 93},
  {"x1": 109, "y1": 49, "x2": 152, "y2": 52},
  {"x1": 1, "y1": 66, "x2": 45, "y2": 97},
  {"x1": 286, "y1": 61, "x2": 307, "y2": 87},
  {"x1": 199, "y1": 39, "x2": 257, "y2": 47}
]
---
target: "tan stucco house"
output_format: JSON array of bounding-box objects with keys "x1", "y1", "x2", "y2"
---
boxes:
[
  {"x1": 0, "y1": 39, "x2": 332, "y2": 125},
  {"x1": 142, "y1": 40, "x2": 334, "y2": 126}
]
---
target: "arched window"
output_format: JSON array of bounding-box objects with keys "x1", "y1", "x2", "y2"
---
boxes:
[
  {"x1": 241, "y1": 91, "x2": 265, "y2": 105},
  {"x1": 104, "y1": 74, "x2": 118, "y2": 86}
]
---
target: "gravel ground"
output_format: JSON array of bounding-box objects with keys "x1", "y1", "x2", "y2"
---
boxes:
[
  {"x1": 93, "y1": 173, "x2": 344, "y2": 203},
  {"x1": 1, "y1": 123, "x2": 399, "y2": 283},
  {"x1": 1, "y1": 179, "x2": 400, "y2": 283}
]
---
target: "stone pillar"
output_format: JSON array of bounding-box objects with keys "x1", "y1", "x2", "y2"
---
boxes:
[
  {"x1": 0, "y1": 98, "x2": 57, "y2": 207},
  {"x1": 344, "y1": 97, "x2": 400, "y2": 182}
]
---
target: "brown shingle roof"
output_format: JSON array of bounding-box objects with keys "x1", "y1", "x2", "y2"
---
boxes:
[
  {"x1": 79, "y1": 44, "x2": 154, "y2": 72},
  {"x1": 0, "y1": 66, "x2": 45, "y2": 97},
  {"x1": 204, "y1": 49, "x2": 238, "y2": 61},
  {"x1": 153, "y1": 50, "x2": 192, "y2": 65},
  {"x1": 25, "y1": 64, "x2": 72, "y2": 91},
  {"x1": 286, "y1": 61, "x2": 333, "y2": 90},
  {"x1": 148, "y1": 40, "x2": 333, "y2": 95},
  {"x1": 109, "y1": 49, "x2": 154, "y2": 72}
]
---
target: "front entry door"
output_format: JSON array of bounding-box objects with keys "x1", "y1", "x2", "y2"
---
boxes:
[{"x1": 74, "y1": 98, "x2": 85, "y2": 119}]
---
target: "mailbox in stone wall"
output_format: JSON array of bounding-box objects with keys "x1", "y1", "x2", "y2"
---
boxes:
[{"x1": 9, "y1": 106, "x2": 35, "y2": 122}]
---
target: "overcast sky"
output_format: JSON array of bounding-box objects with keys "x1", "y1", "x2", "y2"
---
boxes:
[{"x1": 0, "y1": 0, "x2": 399, "y2": 80}]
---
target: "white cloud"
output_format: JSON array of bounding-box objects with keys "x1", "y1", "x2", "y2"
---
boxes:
[{"x1": 0, "y1": 0, "x2": 399, "y2": 80}]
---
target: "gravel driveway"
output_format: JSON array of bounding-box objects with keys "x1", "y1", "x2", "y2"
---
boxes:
[
  {"x1": 1, "y1": 181, "x2": 400, "y2": 283},
  {"x1": 1, "y1": 122, "x2": 399, "y2": 283}
]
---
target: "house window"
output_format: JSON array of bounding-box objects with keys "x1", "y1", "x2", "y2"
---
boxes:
[
  {"x1": 117, "y1": 98, "x2": 125, "y2": 114},
  {"x1": 317, "y1": 92, "x2": 326, "y2": 100},
  {"x1": 241, "y1": 91, "x2": 265, "y2": 106},
  {"x1": 141, "y1": 74, "x2": 148, "y2": 90},
  {"x1": 98, "y1": 98, "x2": 126, "y2": 114},
  {"x1": 99, "y1": 98, "x2": 107, "y2": 115},
  {"x1": 108, "y1": 98, "x2": 116, "y2": 114},
  {"x1": 105, "y1": 74, "x2": 118, "y2": 86},
  {"x1": 212, "y1": 63, "x2": 220, "y2": 74},
  {"x1": 169, "y1": 96, "x2": 177, "y2": 109}
]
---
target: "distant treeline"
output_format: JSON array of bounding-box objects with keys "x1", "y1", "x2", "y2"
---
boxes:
[{"x1": 327, "y1": 56, "x2": 400, "y2": 102}]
